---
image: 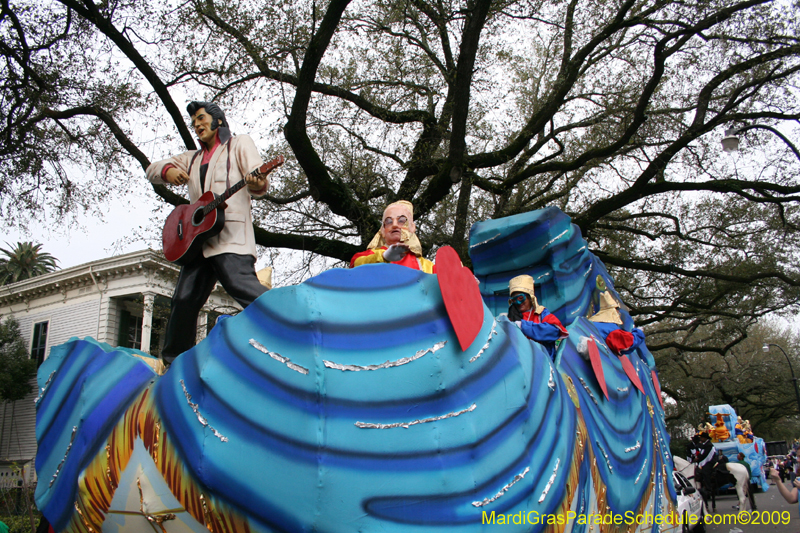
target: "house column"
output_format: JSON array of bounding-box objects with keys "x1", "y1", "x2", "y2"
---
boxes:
[{"x1": 141, "y1": 292, "x2": 156, "y2": 354}]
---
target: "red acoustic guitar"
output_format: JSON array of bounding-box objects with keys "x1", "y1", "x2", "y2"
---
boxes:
[{"x1": 162, "y1": 155, "x2": 285, "y2": 265}]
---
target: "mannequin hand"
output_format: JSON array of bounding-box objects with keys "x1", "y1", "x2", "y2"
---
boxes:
[
  {"x1": 383, "y1": 244, "x2": 410, "y2": 262},
  {"x1": 165, "y1": 167, "x2": 189, "y2": 186},
  {"x1": 245, "y1": 172, "x2": 268, "y2": 191}
]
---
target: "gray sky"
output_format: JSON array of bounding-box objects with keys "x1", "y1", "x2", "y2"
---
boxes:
[{"x1": 6, "y1": 187, "x2": 158, "y2": 268}]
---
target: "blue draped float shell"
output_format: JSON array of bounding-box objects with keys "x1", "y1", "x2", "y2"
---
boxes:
[{"x1": 35, "y1": 207, "x2": 677, "y2": 533}]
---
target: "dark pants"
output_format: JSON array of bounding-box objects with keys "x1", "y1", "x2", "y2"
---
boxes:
[{"x1": 161, "y1": 253, "x2": 267, "y2": 364}]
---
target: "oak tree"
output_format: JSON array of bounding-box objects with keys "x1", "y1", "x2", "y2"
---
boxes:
[{"x1": 1, "y1": 0, "x2": 799, "y2": 358}]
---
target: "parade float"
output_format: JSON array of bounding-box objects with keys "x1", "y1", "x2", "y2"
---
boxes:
[
  {"x1": 34, "y1": 207, "x2": 680, "y2": 532},
  {"x1": 705, "y1": 405, "x2": 769, "y2": 490}
]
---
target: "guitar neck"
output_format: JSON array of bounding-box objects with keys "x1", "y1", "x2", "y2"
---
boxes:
[
  {"x1": 203, "y1": 180, "x2": 248, "y2": 215},
  {"x1": 200, "y1": 156, "x2": 283, "y2": 216}
]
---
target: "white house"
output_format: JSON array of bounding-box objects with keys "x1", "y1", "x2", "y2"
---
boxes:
[{"x1": 0, "y1": 249, "x2": 244, "y2": 487}]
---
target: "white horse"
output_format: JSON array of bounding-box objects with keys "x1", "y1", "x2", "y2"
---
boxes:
[
  {"x1": 674, "y1": 455, "x2": 752, "y2": 510},
  {"x1": 674, "y1": 456, "x2": 708, "y2": 514},
  {"x1": 726, "y1": 461, "x2": 752, "y2": 510},
  {"x1": 673, "y1": 456, "x2": 694, "y2": 479}
]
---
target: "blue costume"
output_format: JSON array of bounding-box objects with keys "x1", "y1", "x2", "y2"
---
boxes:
[{"x1": 518, "y1": 308, "x2": 568, "y2": 359}]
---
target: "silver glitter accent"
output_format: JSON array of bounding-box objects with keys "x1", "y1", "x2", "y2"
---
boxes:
[
  {"x1": 577, "y1": 245, "x2": 586, "y2": 252},
  {"x1": 548, "y1": 366, "x2": 556, "y2": 391},
  {"x1": 469, "y1": 320, "x2": 497, "y2": 363},
  {"x1": 658, "y1": 433, "x2": 671, "y2": 461},
  {"x1": 538, "y1": 458, "x2": 561, "y2": 503},
  {"x1": 180, "y1": 380, "x2": 228, "y2": 442},
  {"x1": 578, "y1": 377, "x2": 599, "y2": 405},
  {"x1": 249, "y1": 339, "x2": 309, "y2": 375},
  {"x1": 324, "y1": 341, "x2": 446, "y2": 371},
  {"x1": 35, "y1": 371, "x2": 56, "y2": 404},
  {"x1": 355, "y1": 404, "x2": 476, "y2": 429},
  {"x1": 542, "y1": 229, "x2": 569, "y2": 249},
  {"x1": 593, "y1": 335, "x2": 610, "y2": 352},
  {"x1": 472, "y1": 466, "x2": 530, "y2": 507},
  {"x1": 635, "y1": 458, "x2": 649, "y2": 484},
  {"x1": 50, "y1": 426, "x2": 77, "y2": 486},
  {"x1": 470, "y1": 233, "x2": 501, "y2": 248},
  {"x1": 625, "y1": 441, "x2": 641, "y2": 453},
  {"x1": 595, "y1": 441, "x2": 613, "y2": 473},
  {"x1": 616, "y1": 387, "x2": 629, "y2": 392}
]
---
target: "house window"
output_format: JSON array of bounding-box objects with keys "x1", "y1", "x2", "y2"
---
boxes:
[
  {"x1": 149, "y1": 315, "x2": 166, "y2": 357},
  {"x1": 117, "y1": 309, "x2": 143, "y2": 350},
  {"x1": 31, "y1": 321, "x2": 49, "y2": 366},
  {"x1": 128, "y1": 317, "x2": 142, "y2": 350}
]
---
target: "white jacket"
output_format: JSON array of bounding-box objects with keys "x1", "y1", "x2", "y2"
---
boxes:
[{"x1": 147, "y1": 131, "x2": 266, "y2": 258}]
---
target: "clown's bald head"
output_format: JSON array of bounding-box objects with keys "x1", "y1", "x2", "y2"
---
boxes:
[{"x1": 380, "y1": 200, "x2": 415, "y2": 246}]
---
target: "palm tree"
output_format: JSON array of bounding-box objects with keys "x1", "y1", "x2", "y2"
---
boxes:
[{"x1": 0, "y1": 242, "x2": 59, "y2": 285}]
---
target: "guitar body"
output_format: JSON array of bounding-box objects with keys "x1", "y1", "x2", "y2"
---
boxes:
[
  {"x1": 161, "y1": 155, "x2": 285, "y2": 265},
  {"x1": 162, "y1": 191, "x2": 225, "y2": 265}
]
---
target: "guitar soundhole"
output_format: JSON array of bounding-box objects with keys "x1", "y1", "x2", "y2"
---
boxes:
[{"x1": 192, "y1": 207, "x2": 205, "y2": 226}]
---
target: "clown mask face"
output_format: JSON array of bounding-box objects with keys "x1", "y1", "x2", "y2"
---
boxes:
[{"x1": 380, "y1": 205, "x2": 415, "y2": 246}]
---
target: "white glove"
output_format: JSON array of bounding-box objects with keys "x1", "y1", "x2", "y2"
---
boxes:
[
  {"x1": 514, "y1": 321, "x2": 522, "y2": 328},
  {"x1": 576, "y1": 336, "x2": 590, "y2": 360},
  {"x1": 383, "y1": 244, "x2": 409, "y2": 262}
]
